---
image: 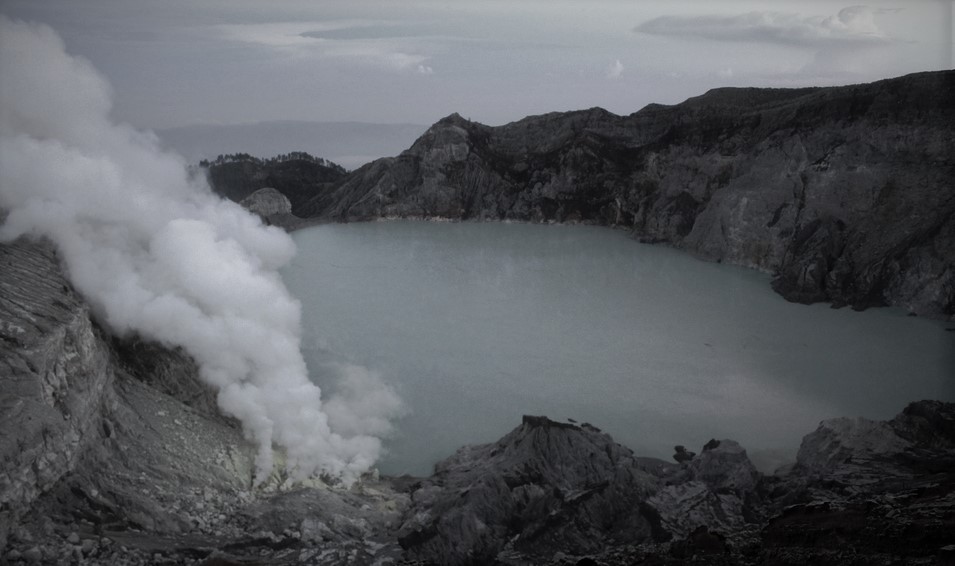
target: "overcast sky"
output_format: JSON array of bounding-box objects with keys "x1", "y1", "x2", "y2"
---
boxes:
[{"x1": 1, "y1": 0, "x2": 952, "y2": 130}]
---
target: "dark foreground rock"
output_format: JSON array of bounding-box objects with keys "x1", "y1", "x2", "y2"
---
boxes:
[
  {"x1": 2, "y1": 236, "x2": 953, "y2": 565},
  {"x1": 225, "y1": 71, "x2": 952, "y2": 319},
  {"x1": 395, "y1": 418, "x2": 771, "y2": 565},
  {"x1": 397, "y1": 405, "x2": 955, "y2": 566}
]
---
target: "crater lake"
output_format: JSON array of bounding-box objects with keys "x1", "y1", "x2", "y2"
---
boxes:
[{"x1": 282, "y1": 221, "x2": 955, "y2": 474}]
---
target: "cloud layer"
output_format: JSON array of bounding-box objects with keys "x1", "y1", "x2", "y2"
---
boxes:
[
  {"x1": 214, "y1": 20, "x2": 433, "y2": 72},
  {"x1": 0, "y1": 16, "x2": 402, "y2": 484},
  {"x1": 636, "y1": 6, "x2": 890, "y2": 47}
]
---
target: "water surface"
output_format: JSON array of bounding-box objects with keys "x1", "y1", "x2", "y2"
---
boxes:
[{"x1": 283, "y1": 221, "x2": 954, "y2": 474}]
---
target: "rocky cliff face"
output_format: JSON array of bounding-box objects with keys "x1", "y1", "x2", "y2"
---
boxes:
[
  {"x1": 204, "y1": 154, "x2": 346, "y2": 217},
  {"x1": 238, "y1": 187, "x2": 305, "y2": 230},
  {"x1": 293, "y1": 71, "x2": 954, "y2": 319},
  {"x1": 0, "y1": 238, "x2": 408, "y2": 565},
  {"x1": 0, "y1": 240, "x2": 114, "y2": 549}
]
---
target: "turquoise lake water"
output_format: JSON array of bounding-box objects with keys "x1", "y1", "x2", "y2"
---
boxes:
[{"x1": 283, "y1": 221, "x2": 955, "y2": 474}]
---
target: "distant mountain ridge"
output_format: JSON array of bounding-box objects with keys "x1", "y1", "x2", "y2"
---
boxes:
[
  {"x1": 157, "y1": 120, "x2": 426, "y2": 171},
  {"x1": 208, "y1": 71, "x2": 955, "y2": 319}
]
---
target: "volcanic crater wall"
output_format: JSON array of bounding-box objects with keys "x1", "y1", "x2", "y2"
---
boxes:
[{"x1": 283, "y1": 71, "x2": 954, "y2": 319}]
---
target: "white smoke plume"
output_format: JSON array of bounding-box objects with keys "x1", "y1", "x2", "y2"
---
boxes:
[{"x1": 0, "y1": 16, "x2": 403, "y2": 484}]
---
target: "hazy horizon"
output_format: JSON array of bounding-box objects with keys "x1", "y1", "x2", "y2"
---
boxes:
[
  {"x1": 1, "y1": 0, "x2": 951, "y2": 133},
  {"x1": 155, "y1": 120, "x2": 428, "y2": 169}
]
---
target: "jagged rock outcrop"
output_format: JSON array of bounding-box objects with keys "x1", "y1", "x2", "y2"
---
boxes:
[
  {"x1": 648, "y1": 439, "x2": 762, "y2": 540},
  {"x1": 394, "y1": 416, "x2": 772, "y2": 565},
  {"x1": 396, "y1": 416, "x2": 669, "y2": 564},
  {"x1": 292, "y1": 71, "x2": 955, "y2": 319},
  {"x1": 241, "y1": 187, "x2": 292, "y2": 217},
  {"x1": 757, "y1": 401, "x2": 955, "y2": 566},
  {"x1": 239, "y1": 187, "x2": 304, "y2": 230},
  {"x1": 791, "y1": 399, "x2": 955, "y2": 482},
  {"x1": 203, "y1": 153, "x2": 345, "y2": 216},
  {"x1": 0, "y1": 240, "x2": 114, "y2": 549},
  {"x1": 394, "y1": 404, "x2": 955, "y2": 566}
]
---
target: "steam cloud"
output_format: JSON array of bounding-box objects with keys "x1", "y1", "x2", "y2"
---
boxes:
[{"x1": 0, "y1": 16, "x2": 403, "y2": 484}]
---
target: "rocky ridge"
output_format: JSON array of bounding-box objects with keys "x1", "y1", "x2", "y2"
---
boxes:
[
  {"x1": 2, "y1": 237, "x2": 953, "y2": 565},
  {"x1": 203, "y1": 153, "x2": 346, "y2": 217},
  {"x1": 232, "y1": 71, "x2": 953, "y2": 319}
]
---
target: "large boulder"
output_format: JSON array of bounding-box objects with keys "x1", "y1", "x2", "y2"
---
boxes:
[
  {"x1": 239, "y1": 187, "x2": 303, "y2": 229},
  {"x1": 240, "y1": 187, "x2": 293, "y2": 217},
  {"x1": 397, "y1": 416, "x2": 667, "y2": 564},
  {"x1": 796, "y1": 400, "x2": 955, "y2": 478},
  {"x1": 648, "y1": 439, "x2": 762, "y2": 538}
]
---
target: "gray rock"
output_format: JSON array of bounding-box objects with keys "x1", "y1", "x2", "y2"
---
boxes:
[
  {"x1": 672, "y1": 445, "x2": 695, "y2": 464},
  {"x1": 237, "y1": 187, "x2": 310, "y2": 230},
  {"x1": 687, "y1": 439, "x2": 759, "y2": 494},
  {"x1": 0, "y1": 239, "x2": 115, "y2": 548},
  {"x1": 648, "y1": 439, "x2": 761, "y2": 539},
  {"x1": 240, "y1": 187, "x2": 291, "y2": 215},
  {"x1": 21, "y1": 546, "x2": 42, "y2": 563},
  {"x1": 796, "y1": 399, "x2": 955, "y2": 479},
  {"x1": 397, "y1": 415, "x2": 666, "y2": 564}
]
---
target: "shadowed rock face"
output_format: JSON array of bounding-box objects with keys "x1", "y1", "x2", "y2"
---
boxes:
[
  {"x1": 759, "y1": 400, "x2": 955, "y2": 566},
  {"x1": 0, "y1": 240, "x2": 113, "y2": 549},
  {"x1": 204, "y1": 155, "x2": 345, "y2": 216},
  {"x1": 238, "y1": 187, "x2": 304, "y2": 230},
  {"x1": 292, "y1": 71, "x2": 954, "y2": 319},
  {"x1": 397, "y1": 416, "x2": 667, "y2": 564},
  {"x1": 394, "y1": 415, "x2": 773, "y2": 565},
  {"x1": 240, "y1": 188, "x2": 292, "y2": 217},
  {"x1": 394, "y1": 403, "x2": 955, "y2": 566}
]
